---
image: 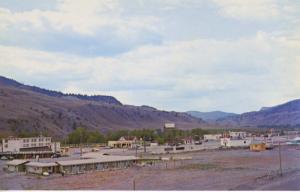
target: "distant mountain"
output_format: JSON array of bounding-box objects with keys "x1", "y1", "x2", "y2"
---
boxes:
[
  {"x1": 0, "y1": 76, "x2": 206, "y2": 139},
  {"x1": 216, "y1": 99, "x2": 300, "y2": 128},
  {"x1": 0, "y1": 76, "x2": 122, "y2": 105},
  {"x1": 186, "y1": 111, "x2": 238, "y2": 121}
]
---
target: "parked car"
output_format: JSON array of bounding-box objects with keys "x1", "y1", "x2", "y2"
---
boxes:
[
  {"x1": 52, "y1": 153, "x2": 61, "y2": 158},
  {"x1": 0, "y1": 156, "x2": 8, "y2": 160},
  {"x1": 195, "y1": 141, "x2": 202, "y2": 145}
]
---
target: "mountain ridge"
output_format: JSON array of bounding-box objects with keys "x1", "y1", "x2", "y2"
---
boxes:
[
  {"x1": 186, "y1": 111, "x2": 238, "y2": 121},
  {"x1": 0, "y1": 76, "x2": 206, "y2": 139},
  {"x1": 0, "y1": 76, "x2": 122, "y2": 105},
  {"x1": 215, "y1": 99, "x2": 300, "y2": 128},
  {"x1": 0, "y1": 75, "x2": 299, "y2": 139}
]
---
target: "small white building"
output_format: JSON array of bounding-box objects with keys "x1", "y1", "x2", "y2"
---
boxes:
[
  {"x1": 107, "y1": 136, "x2": 138, "y2": 148},
  {"x1": 164, "y1": 123, "x2": 176, "y2": 132},
  {"x1": 204, "y1": 134, "x2": 222, "y2": 141},
  {"x1": 26, "y1": 162, "x2": 58, "y2": 175},
  {"x1": 6, "y1": 160, "x2": 29, "y2": 172},
  {"x1": 164, "y1": 123, "x2": 176, "y2": 129},
  {"x1": 229, "y1": 131, "x2": 247, "y2": 139},
  {"x1": 150, "y1": 143, "x2": 158, "y2": 147},
  {"x1": 221, "y1": 138, "x2": 252, "y2": 147},
  {"x1": 1, "y1": 136, "x2": 60, "y2": 153}
]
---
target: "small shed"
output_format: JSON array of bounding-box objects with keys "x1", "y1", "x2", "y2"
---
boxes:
[
  {"x1": 221, "y1": 138, "x2": 252, "y2": 147},
  {"x1": 6, "y1": 160, "x2": 29, "y2": 172},
  {"x1": 250, "y1": 142, "x2": 266, "y2": 152},
  {"x1": 26, "y1": 162, "x2": 58, "y2": 175}
]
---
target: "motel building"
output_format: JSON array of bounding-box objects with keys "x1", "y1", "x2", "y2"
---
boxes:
[
  {"x1": 6, "y1": 159, "x2": 29, "y2": 172},
  {"x1": 5, "y1": 155, "x2": 138, "y2": 175},
  {"x1": 57, "y1": 155, "x2": 138, "y2": 175},
  {"x1": 26, "y1": 162, "x2": 59, "y2": 175}
]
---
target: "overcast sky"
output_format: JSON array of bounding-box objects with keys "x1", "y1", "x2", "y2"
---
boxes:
[{"x1": 0, "y1": 0, "x2": 300, "y2": 113}]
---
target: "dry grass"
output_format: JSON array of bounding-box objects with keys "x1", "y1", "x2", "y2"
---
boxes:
[{"x1": 178, "y1": 163, "x2": 220, "y2": 170}]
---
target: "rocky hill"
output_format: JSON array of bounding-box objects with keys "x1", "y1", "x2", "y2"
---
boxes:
[
  {"x1": 186, "y1": 111, "x2": 238, "y2": 121},
  {"x1": 0, "y1": 76, "x2": 122, "y2": 105},
  {"x1": 215, "y1": 99, "x2": 300, "y2": 128},
  {"x1": 0, "y1": 76, "x2": 206, "y2": 139}
]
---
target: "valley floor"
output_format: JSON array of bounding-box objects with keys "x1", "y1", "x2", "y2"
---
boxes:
[{"x1": 0, "y1": 145, "x2": 299, "y2": 190}]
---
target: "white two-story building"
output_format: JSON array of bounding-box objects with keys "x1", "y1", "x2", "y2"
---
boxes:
[{"x1": 1, "y1": 136, "x2": 60, "y2": 153}]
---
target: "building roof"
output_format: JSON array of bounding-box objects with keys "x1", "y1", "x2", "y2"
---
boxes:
[
  {"x1": 26, "y1": 162, "x2": 57, "y2": 167},
  {"x1": 119, "y1": 136, "x2": 137, "y2": 141},
  {"x1": 204, "y1": 134, "x2": 222, "y2": 136},
  {"x1": 81, "y1": 152, "x2": 108, "y2": 159},
  {"x1": 108, "y1": 140, "x2": 134, "y2": 144},
  {"x1": 293, "y1": 137, "x2": 300, "y2": 141},
  {"x1": 251, "y1": 140, "x2": 265, "y2": 144},
  {"x1": 57, "y1": 155, "x2": 138, "y2": 166},
  {"x1": 4, "y1": 136, "x2": 51, "y2": 141},
  {"x1": 6, "y1": 159, "x2": 29, "y2": 166}
]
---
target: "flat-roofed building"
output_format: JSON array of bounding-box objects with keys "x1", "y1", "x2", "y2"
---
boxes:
[
  {"x1": 25, "y1": 162, "x2": 58, "y2": 175},
  {"x1": 164, "y1": 123, "x2": 176, "y2": 130},
  {"x1": 229, "y1": 131, "x2": 247, "y2": 139},
  {"x1": 6, "y1": 159, "x2": 29, "y2": 172},
  {"x1": 1, "y1": 136, "x2": 60, "y2": 153},
  {"x1": 108, "y1": 136, "x2": 138, "y2": 148},
  {"x1": 57, "y1": 155, "x2": 138, "y2": 175},
  {"x1": 204, "y1": 134, "x2": 222, "y2": 141},
  {"x1": 221, "y1": 138, "x2": 252, "y2": 148}
]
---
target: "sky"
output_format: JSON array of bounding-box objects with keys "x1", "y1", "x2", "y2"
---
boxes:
[{"x1": 0, "y1": 0, "x2": 300, "y2": 113}]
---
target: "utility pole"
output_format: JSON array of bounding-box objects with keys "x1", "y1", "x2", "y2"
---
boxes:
[
  {"x1": 143, "y1": 136, "x2": 146, "y2": 153},
  {"x1": 133, "y1": 178, "x2": 136, "y2": 191},
  {"x1": 80, "y1": 130, "x2": 83, "y2": 156},
  {"x1": 278, "y1": 142, "x2": 282, "y2": 176},
  {"x1": 135, "y1": 139, "x2": 138, "y2": 157}
]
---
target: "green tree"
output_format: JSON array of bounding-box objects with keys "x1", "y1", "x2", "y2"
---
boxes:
[
  {"x1": 155, "y1": 136, "x2": 165, "y2": 145},
  {"x1": 87, "y1": 131, "x2": 105, "y2": 143},
  {"x1": 67, "y1": 127, "x2": 88, "y2": 144}
]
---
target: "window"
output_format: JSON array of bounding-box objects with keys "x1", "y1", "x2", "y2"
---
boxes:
[
  {"x1": 31, "y1": 144, "x2": 36, "y2": 147},
  {"x1": 39, "y1": 138, "x2": 43, "y2": 142},
  {"x1": 32, "y1": 138, "x2": 36, "y2": 142},
  {"x1": 4, "y1": 144, "x2": 8, "y2": 148}
]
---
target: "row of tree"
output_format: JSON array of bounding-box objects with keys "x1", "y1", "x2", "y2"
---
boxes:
[
  {"x1": 64, "y1": 127, "x2": 233, "y2": 145},
  {"x1": 66, "y1": 127, "x2": 106, "y2": 144}
]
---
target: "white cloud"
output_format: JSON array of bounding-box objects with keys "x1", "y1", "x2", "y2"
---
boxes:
[
  {"x1": 213, "y1": 0, "x2": 297, "y2": 21},
  {"x1": 1, "y1": 0, "x2": 300, "y2": 113},
  {"x1": 0, "y1": 0, "x2": 161, "y2": 36},
  {"x1": 1, "y1": 29, "x2": 299, "y2": 112}
]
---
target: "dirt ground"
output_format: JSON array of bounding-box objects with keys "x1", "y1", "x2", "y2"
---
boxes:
[{"x1": 0, "y1": 145, "x2": 299, "y2": 190}]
